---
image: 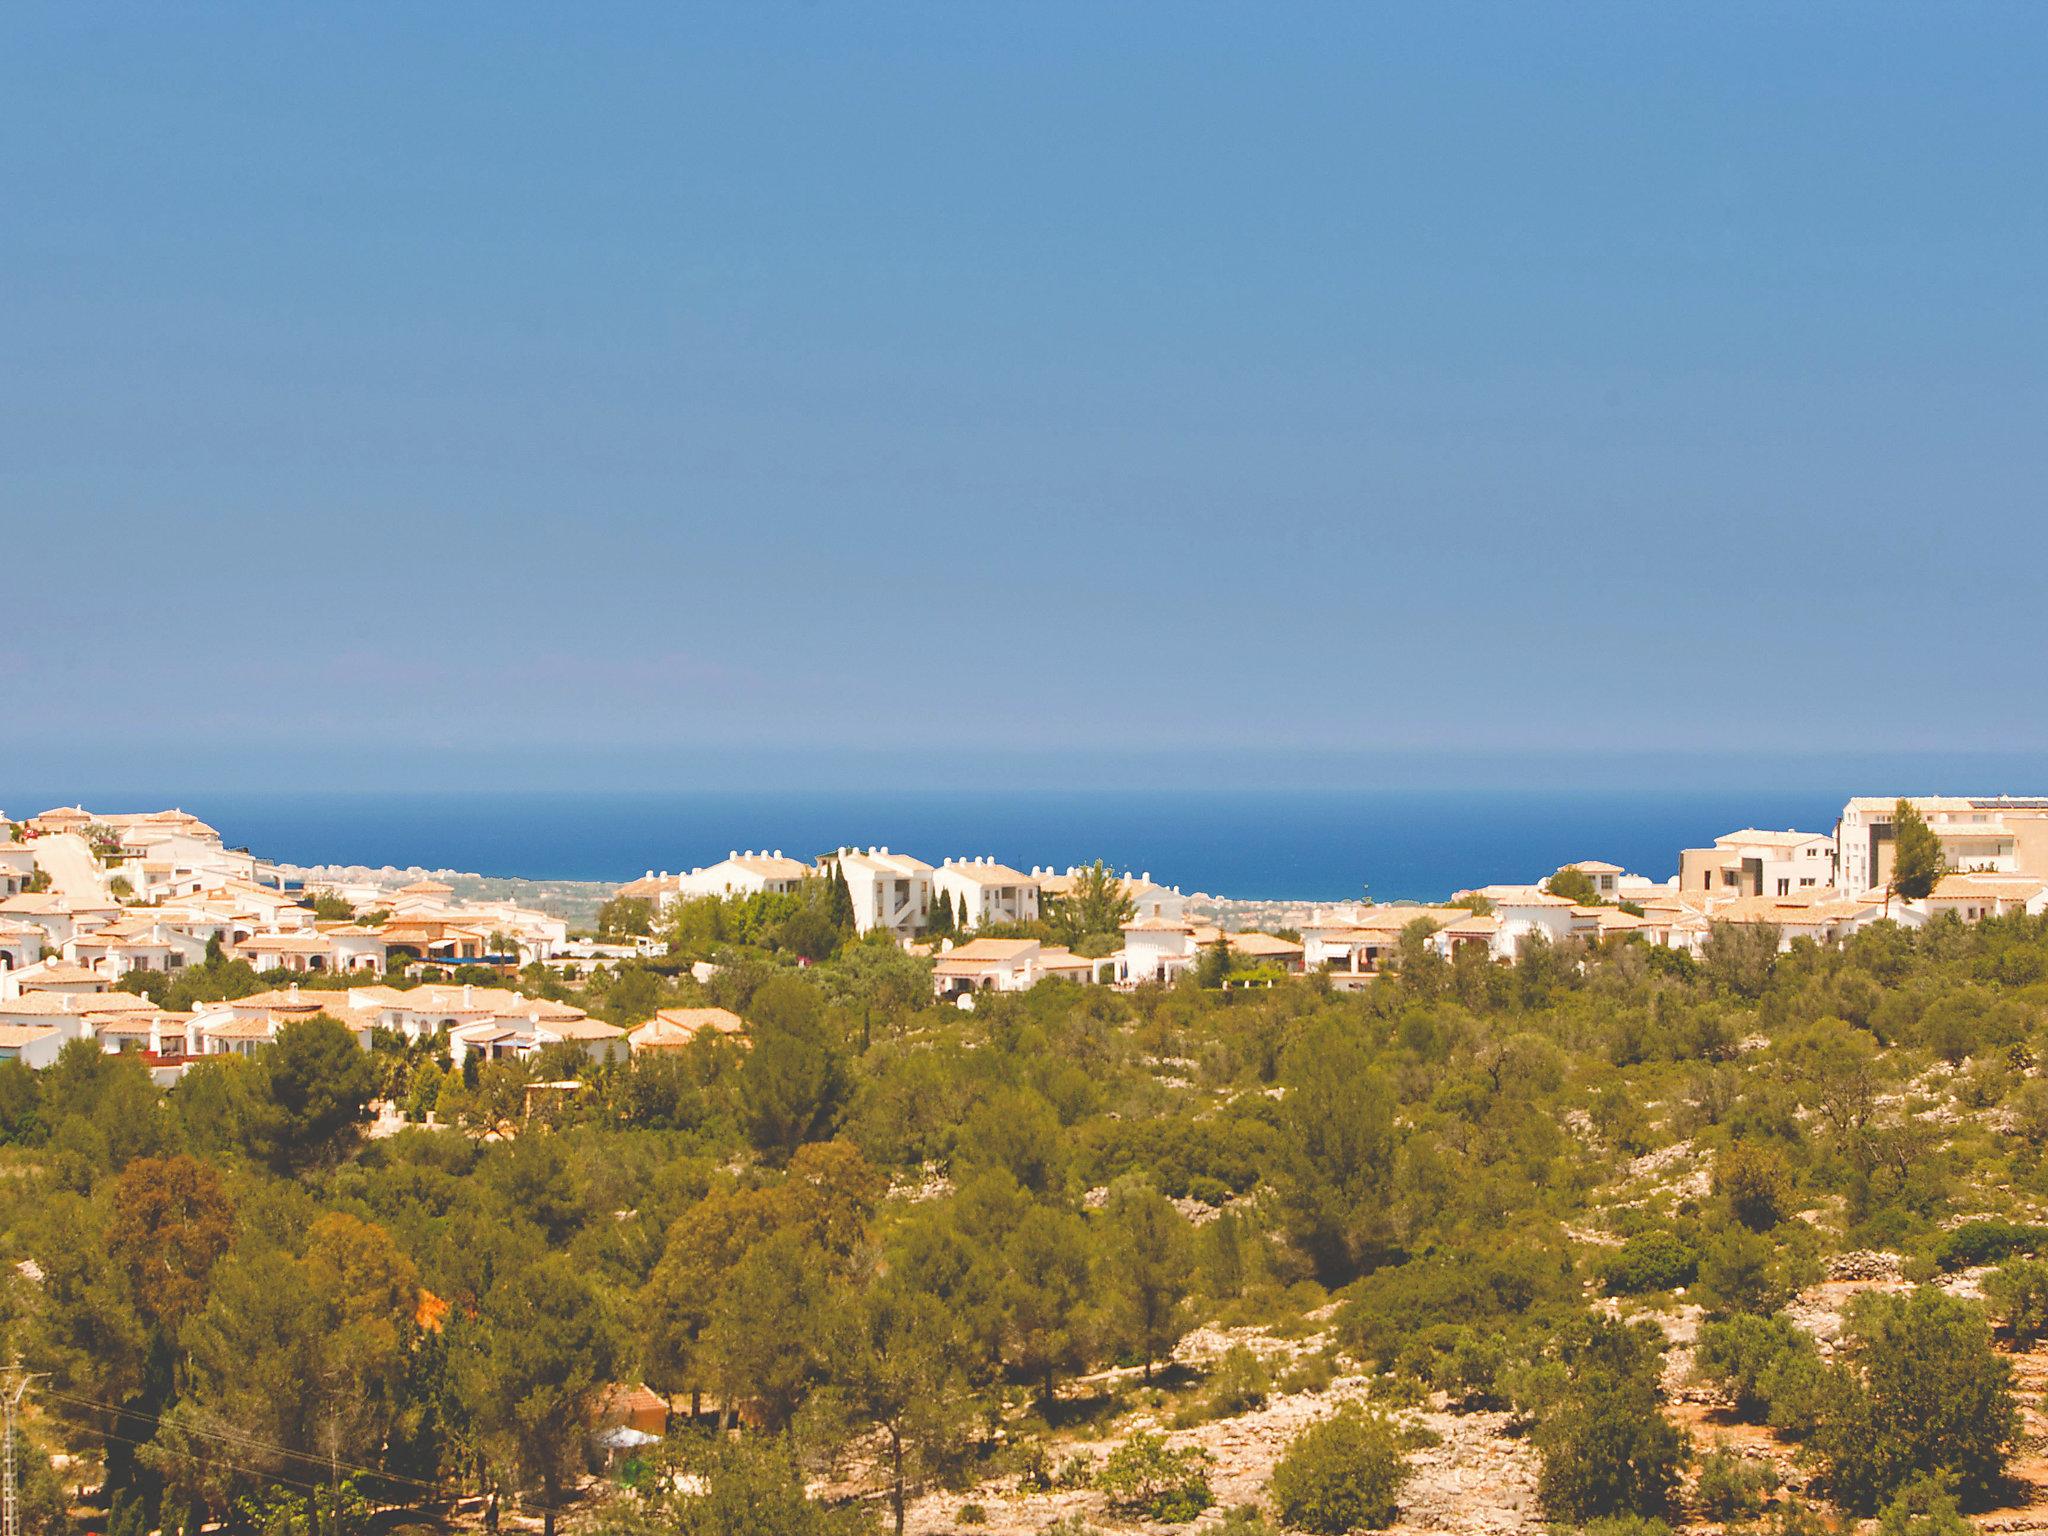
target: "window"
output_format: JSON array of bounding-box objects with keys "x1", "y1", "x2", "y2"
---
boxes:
[{"x1": 1777, "y1": 879, "x2": 1790, "y2": 895}]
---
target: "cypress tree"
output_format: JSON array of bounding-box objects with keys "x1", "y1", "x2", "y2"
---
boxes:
[{"x1": 829, "y1": 858, "x2": 856, "y2": 931}]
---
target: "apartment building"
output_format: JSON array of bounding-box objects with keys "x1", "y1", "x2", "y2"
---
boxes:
[
  {"x1": 828, "y1": 847, "x2": 934, "y2": 938},
  {"x1": 931, "y1": 857, "x2": 1040, "y2": 930},
  {"x1": 1678, "y1": 829, "x2": 1836, "y2": 898},
  {"x1": 1836, "y1": 796, "x2": 2048, "y2": 898}
]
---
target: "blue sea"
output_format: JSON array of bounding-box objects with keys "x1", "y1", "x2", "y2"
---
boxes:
[{"x1": 0, "y1": 789, "x2": 1856, "y2": 901}]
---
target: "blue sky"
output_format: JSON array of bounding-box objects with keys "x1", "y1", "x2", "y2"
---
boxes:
[{"x1": 5, "y1": 4, "x2": 2046, "y2": 791}]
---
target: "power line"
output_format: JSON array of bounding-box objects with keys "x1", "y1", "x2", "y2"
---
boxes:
[
  {"x1": 57, "y1": 1418, "x2": 336, "y2": 1502},
  {"x1": 37, "y1": 1389, "x2": 446, "y2": 1498}
]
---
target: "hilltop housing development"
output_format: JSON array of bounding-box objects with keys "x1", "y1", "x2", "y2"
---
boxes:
[{"x1": 1, "y1": 795, "x2": 2045, "y2": 1075}]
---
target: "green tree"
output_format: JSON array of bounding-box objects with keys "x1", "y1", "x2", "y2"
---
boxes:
[
  {"x1": 0, "y1": 1059, "x2": 39, "y2": 1144},
  {"x1": 1701, "y1": 921, "x2": 1780, "y2": 998},
  {"x1": 1532, "y1": 1316, "x2": 1688, "y2": 1524},
  {"x1": 1691, "y1": 1313, "x2": 1820, "y2": 1426},
  {"x1": 1547, "y1": 866, "x2": 1601, "y2": 905},
  {"x1": 305, "y1": 890, "x2": 356, "y2": 922},
  {"x1": 825, "y1": 859, "x2": 856, "y2": 933},
  {"x1": 1812, "y1": 1287, "x2": 2017, "y2": 1512},
  {"x1": 1097, "y1": 1177, "x2": 1193, "y2": 1382},
  {"x1": 244, "y1": 1017, "x2": 375, "y2": 1173},
  {"x1": 830, "y1": 1283, "x2": 973, "y2": 1536},
  {"x1": 1195, "y1": 933, "x2": 1234, "y2": 989},
  {"x1": 458, "y1": 1255, "x2": 618, "y2": 1536},
  {"x1": 1000, "y1": 1203, "x2": 1096, "y2": 1413},
  {"x1": 1272, "y1": 1021, "x2": 1397, "y2": 1282},
  {"x1": 1890, "y1": 799, "x2": 1946, "y2": 902},
  {"x1": 165, "y1": 1218, "x2": 419, "y2": 1517},
  {"x1": 22, "y1": 1191, "x2": 150, "y2": 1491},
  {"x1": 596, "y1": 895, "x2": 653, "y2": 938},
  {"x1": 1043, "y1": 862, "x2": 1134, "y2": 947},
  {"x1": 702, "y1": 1230, "x2": 827, "y2": 1431},
  {"x1": 106, "y1": 1155, "x2": 235, "y2": 1333},
  {"x1": 1876, "y1": 1472, "x2": 1973, "y2": 1536},
  {"x1": 740, "y1": 979, "x2": 850, "y2": 1160},
  {"x1": 1714, "y1": 1141, "x2": 1792, "y2": 1231},
  {"x1": 955, "y1": 1087, "x2": 1067, "y2": 1196},
  {"x1": 642, "y1": 1185, "x2": 782, "y2": 1417}
]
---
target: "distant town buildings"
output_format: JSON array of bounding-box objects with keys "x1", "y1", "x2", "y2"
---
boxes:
[{"x1": 5, "y1": 789, "x2": 2048, "y2": 1071}]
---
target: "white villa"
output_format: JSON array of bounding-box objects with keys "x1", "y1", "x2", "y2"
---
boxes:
[
  {"x1": 932, "y1": 938, "x2": 1096, "y2": 999},
  {"x1": 0, "y1": 846, "x2": 35, "y2": 898},
  {"x1": 932, "y1": 857, "x2": 1040, "y2": 930},
  {"x1": 829, "y1": 848, "x2": 934, "y2": 938}
]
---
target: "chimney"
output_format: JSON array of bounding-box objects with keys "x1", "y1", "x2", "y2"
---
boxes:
[
  {"x1": 288, "y1": 982, "x2": 300, "y2": 1002},
  {"x1": 462, "y1": 983, "x2": 473, "y2": 1006}
]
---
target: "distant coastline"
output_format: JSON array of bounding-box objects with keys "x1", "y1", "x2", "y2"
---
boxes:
[{"x1": 6, "y1": 786, "x2": 1854, "y2": 904}]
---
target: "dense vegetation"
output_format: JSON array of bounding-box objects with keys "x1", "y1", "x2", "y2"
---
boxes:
[{"x1": 9, "y1": 899, "x2": 2048, "y2": 1534}]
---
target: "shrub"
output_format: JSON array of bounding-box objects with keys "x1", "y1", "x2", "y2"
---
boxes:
[
  {"x1": 1716, "y1": 1141, "x2": 1793, "y2": 1230},
  {"x1": 1812, "y1": 1287, "x2": 2018, "y2": 1511},
  {"x1": 2012, "y1": 1077, "x2": 2048, "y2": 1145},
  {"x1": 1580, "y1": 1519, "x2": 1673, "y2": 1536},
  {"x1": 1694, "y1": 1224, "x2": 1790, "y2": 1315},
  {"x1": 1693, "y1": 1442, "x2": 1779, "y2": 1523},
  {"x1": 1208, "y1": 1345, "x2": 1271, "y2": 1417},
  {"x1": 955, "y1": 1503, "x2": 986, "y2": 1525},
  {"x1": 1761, "y1": 1348, "x2": 1829, "y2": 1440},
  {"x1": 1269, "y1": 1405, "x2": 1411, "y2": 1533},
  {"x1": 1533, "y1": 1316, "x2": 1688, "y2": 1524},
  {"x1": 1279, "y1": 1348, "x2": 1336, "y2": 1396},
  {"x1": 1981, "y1": 1257, "x2": 2048, "y2": 1341},
  {"x1": 1932, "y1": 1218, "x2": 2046, "y2": 1271},
  {"x1": 1095, "y1": 1432, "x2": 1214, "y2": 1523},
  {"x1": 1429, "y1": 1326, "x2": 1507, "y2": 1409},
  {"x1": 1692, "y1": 1314, "x2": 1819, "y2": 1424},
  {"x1": 1876, "y1": 1472, "x2": 1971, "y2": 1536},
  {"x1": 1603, "y1": 1230, "x2": 1699, "y2": 1296},
  {"x1": 1336, "y1": 1243, "x2": 1575, "y2": 1368}
]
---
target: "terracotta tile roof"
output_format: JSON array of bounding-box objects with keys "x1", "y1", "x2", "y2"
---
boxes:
[
  {"x1": 937, "y1": 860, "x2": 1034, "y2": 887},
  {"x1": 1720, "y1": 828, "x2": 1833, "y2": 847},
  {"x1": 1228, "y1": 932, "x2": 1304, "y2": 957},
  {"x1": 0, "y1": 1025, "x2": 60, "y2": 1047},
  {"x1": 19, "y1": 962, "x2": 105, "y2": 987},
  {"x1": 631, "y1": 1007, "x2": 747, "y2": 1049},
  {"x1": 833, "y1": 849, "x2": 935, "y2": 877},
  {"x1": 544, "y1": 1017, "x2": 626, "y2": 1041}
]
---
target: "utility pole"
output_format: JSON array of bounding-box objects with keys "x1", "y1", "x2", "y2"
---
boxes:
[{"x1": 2, "y1": 1362, "x2": 39, "y2": 1536}]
